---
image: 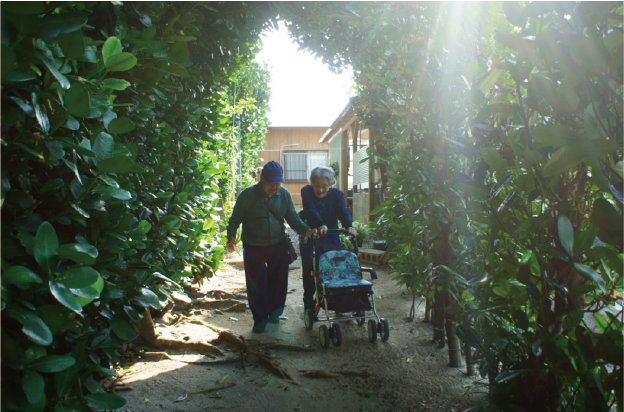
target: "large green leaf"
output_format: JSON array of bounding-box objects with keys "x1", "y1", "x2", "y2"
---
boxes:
[
  {"x1": 28, "y1": 355, "x2": 76, "y2": 373},
  {"x1": 1, "y1": 44, "x2": 17, "y2": 82},
  {"x1": 39, "y1": 12, "x2": 88, "y2": 38},
  {"x1": 556, "y1": 215, "x2": 574, "y2": 257},
  {"x1": 542, "y1": 146, "x2": 584, "y2": 177},
  {"x1": 101, "y1": 78, "x2": 131, "y2": 91},
  {"x1": 102, "y1": 36, "x2": 122, "y2": 65},
  {"x1": 132, "y1": 287, "x2": 160, "y2": 309},
  {"x1": 105, "y1": 52, "x2": 137, "y2": 71},
  {"x1": 593, "y1": 312, "x2": 609, "y2": 333},
  {"x1": 168, "y1": 65, "x2": 190, "y2": 78},
  {"x1": 49, "y1": 280, "x2": 83, "y2": 314},
  {"x1": 2, "y1": 266, "x2": 43, "y2": 284},
  {"x1": 96, "y1": 156, "x2": 136, "y2": 174},
  {"x1": 32, "y1": 92, "x2": 50, "y2": 132},
  {"x1": 170, "y1": 41, "x2": 189, "y2": 65},
  {"x1": 591, "y1": 198, "x2": 623, "y2": 247},
  {"x1": 6, "y1": 308, "x2": 53, "y2": 346},
  {"x1": 34, "y1": 222, "x2": 59, "y2": 275},
  {"x1": 93, "y1": 132, "x2": 114, "y2": 160},
  {"x1": 56, "y1": 267, "x2": 100, "y2": 288},
  {"x1": 84, "y1": 393, "x2": 127, "y2": 410},
  {"x1": 110, "y1": 315, "x2": 138, "y2": 340},
  {"x1": 75, "y1": 275, "x2": 104, "y2": 306},
  {"x1": 36, "y1": 304, "x2": 78, "y2": 334},
  {"x1": 481, "y1": 148, "x2": 505, "y2": 173},
  {"x1": 57, "y1": 243, "x2": 98, "y2": 265},
  {"x1": 532, "y1": 125, "x2": 580, "y2": 147},
  {"x1": 22, "y1": 370, "x2": 44, "y2": 404},
  {"x1": 54, "y1": 368, "x2": 78, "y2": 398},
  {"x1": 65, "y1": 83, "x2": 91, "y2": 118},
  {"x1": 92, "y1": 185, "x2": 132, "y2": 200},
  {"x1": 36, "y1": 52, "x2": 70, "y2": 90},
  {"x1": 573, "y1": 263, "x2": 606, "y2": 293},
  {"x1": 108, "y1": 118, "x2": 135, "y2": 134},
  {"x1": 62, "y1": 159, "x2": 82, "y2": 184},
  {"x1": 57, "y1": 30, "x2": 85, "y2": 59}
]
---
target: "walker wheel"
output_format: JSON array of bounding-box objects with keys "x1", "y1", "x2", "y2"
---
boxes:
[
  {"x1": 367, "y1": 319, "x2": 377, "y2": 343},
  {"x1": 380, "y1": 318, "x2": 390, "y2": 342},
  {"x1": 319, "y1": 325, "x2": 330, "y2": 349},
  {"x1": 355, "y1": 311, "x2": 365, "y2": 326},
  {"x1": 331, "y1": 323, "x2": 343, "y2": 347},
  {"x1": 304, "y1": 309, "x2": 314, "y2": 331}
]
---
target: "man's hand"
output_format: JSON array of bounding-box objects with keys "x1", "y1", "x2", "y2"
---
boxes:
[
  {"x1": 226, "y1": 236, "x2": 237, "y2": 252},
  {"x1": 318, "y1": 225, "x2": 328, "y2": 235},
  {"x1": 347, "y1": 227, "x2": 357, "y2": 236},
  {"x1": 305, "y1": 228, "x2": 318, "y2": 239}
]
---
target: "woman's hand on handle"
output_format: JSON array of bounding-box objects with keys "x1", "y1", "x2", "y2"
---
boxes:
[
  {"x1": 347, "y1": 227, "x2": 357, "y2": 237},
  {"x1": 305, "y1": 228, "x2": 318, "y2": 239},
  {"x1": 318, "y1": 225, "x2": 328, "y2": 235}
]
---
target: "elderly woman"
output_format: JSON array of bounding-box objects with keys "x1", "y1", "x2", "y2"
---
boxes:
[{"x1": 299, "y1": 166, "x2": 357, "y2": 312}]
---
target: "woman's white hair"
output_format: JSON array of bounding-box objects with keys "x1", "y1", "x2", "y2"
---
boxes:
[{"x1": 309, "y1": 166, "x2": 336, "y2": 186}]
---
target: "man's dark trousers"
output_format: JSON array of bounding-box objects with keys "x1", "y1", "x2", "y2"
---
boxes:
[{"x1": 243, "y1": 241, "x2": 290, "y2": 328}]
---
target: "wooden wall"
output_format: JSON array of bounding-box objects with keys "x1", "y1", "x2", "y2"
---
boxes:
[{"x1": 259, "y1": 126, "x2": 328, "y2": 207}]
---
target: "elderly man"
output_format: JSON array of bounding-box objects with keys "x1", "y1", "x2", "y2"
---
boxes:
[{"x1": 226, "y1": 161, "x2": 317, "y2": 333}]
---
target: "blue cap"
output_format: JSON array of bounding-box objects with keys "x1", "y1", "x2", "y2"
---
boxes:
[{"x1": 262, "y1": 161, "x2": 285, "y2": 183}]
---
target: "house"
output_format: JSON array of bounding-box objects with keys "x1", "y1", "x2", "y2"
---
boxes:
[
  {"x1": 319, "y1": 97, "x2": 383, "y2": 223},
  {"x1": 259, "y1": 126, "x2": 329, "y2": 207}
]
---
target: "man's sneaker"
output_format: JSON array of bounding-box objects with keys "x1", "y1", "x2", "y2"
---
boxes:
[{"x1": 252, "y1": 325, "x2": 265, "y2": 333}]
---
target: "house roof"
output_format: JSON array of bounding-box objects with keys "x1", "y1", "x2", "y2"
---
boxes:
[{"x1": 319, "y1": 96, "x2": 359, "y2": 143}]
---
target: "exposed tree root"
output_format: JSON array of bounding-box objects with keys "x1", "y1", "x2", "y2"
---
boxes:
[
  {"x1": 136, "y1": 310, "x2": 225, "y2": 356},
  {"x1": 299, "y1": 370, "x2": 339, "y2": 379},
  {"x1": 191, "y1": 298, "x2": 247, "y2": 309},
  {"x1": 138, "y1": 350, "x2": 241, "y2": 365},
  {"x1": 136, "y1": 309, "x2": 305, "y2": 384},
  {"x1": 189, "y1": 382, "x2": 237, "y2": 395},
  {"x1": 299, "y1": 369, "x2": 375, "y2": 379},
  {"x1": 205, "y1": 290, "x2": 247, "y2": 300},
  {"x1": 336, "y1": 370, "x2": 375, "y2": 378},
  {"x1": 140, "y1": 351, "x2": 175, "y2": 360},
  {"x1": 257, "y1": 343, "x2": 316, "y2": 352}
]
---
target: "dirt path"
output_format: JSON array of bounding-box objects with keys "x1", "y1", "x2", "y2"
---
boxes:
[{"x1": 117, "y1": 260, "x2": 485, "y2": 412}]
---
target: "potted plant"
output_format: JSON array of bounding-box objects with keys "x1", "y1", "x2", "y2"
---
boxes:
[{"x1": 352, "y1": 221, "x2": 373, "y2": 248}]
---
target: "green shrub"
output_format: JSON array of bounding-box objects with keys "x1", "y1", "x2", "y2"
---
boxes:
[{"x1": 1, "y1": 2, "x2": 274, "y2": 410}]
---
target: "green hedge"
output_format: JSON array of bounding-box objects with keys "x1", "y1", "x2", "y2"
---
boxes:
[
  {"x1": 282, "y1": 2, "x2": 623, "y2": 410},
  {"x1": 1, "y1": 2, "x2": 274, "y2": 410}
]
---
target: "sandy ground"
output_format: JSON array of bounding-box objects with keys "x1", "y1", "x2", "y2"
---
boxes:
[{"x1": 116, "y1": 257, "x2": 487, "y2": 412}]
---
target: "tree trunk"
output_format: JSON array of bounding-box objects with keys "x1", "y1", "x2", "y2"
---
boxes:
[
  {"x1": 424, "y1": 296, "x2": 431, "y2": 323},
  {"x1": 445, "y1": 313, "x2": 462, "y2": 367},
  {"x1": 484, "y1": 319, "x2": 498, "y2": 386},
  {"x1": 465, "y1": 343, "x2": 475, "y2": 376},
  {"x1": 136, "y1": 308, "x2": 158, "y2": 344},
  {"x1": 432, "y1": 291, "x2": 446, "y2": 348}
]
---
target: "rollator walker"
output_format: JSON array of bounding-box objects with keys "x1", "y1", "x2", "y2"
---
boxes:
[{"x1": 304, "y1": 229, "x2": 390, "y2": 348}]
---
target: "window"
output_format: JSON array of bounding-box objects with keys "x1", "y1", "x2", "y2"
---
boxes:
[{"x1": 283, "y1": 151, "x2": 328, "y2": 181}]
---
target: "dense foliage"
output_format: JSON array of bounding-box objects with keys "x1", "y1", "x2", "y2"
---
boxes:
[
  {"x1": 1, "y1": 2, "x2": 273, "y2": 410},
  {"x1": 282, "y1": 2, "x2": 622, "y2": 410}
]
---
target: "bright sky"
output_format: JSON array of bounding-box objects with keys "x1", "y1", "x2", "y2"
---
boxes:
[{"x1": 255, "y1": 21, "x2": 354, "y2": 127}]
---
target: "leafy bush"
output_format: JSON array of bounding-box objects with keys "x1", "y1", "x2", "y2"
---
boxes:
[
  {"x1": 282, "y1": 2, "x2": 622, "y2": 410},
  {"x1": 1, "y1": 2, "x2": 274, "y2": 410}
]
